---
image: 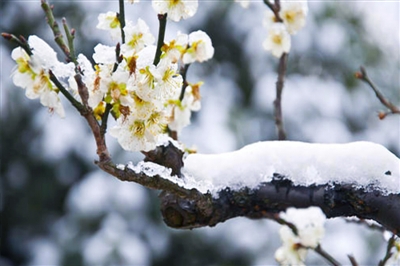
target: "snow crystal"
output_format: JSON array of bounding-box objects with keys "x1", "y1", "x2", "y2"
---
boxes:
[{"x1": 182, "y1": 141, "x2": 400, "y2": 196}]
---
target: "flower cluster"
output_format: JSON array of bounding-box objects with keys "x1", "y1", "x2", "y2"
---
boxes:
[
  {"x1": 10, "y1": 0, "x2": 213, "y2": 153},
  {"x1": 11, "y1": 36, "x2": 75, "y2": 117},
  {"x1": 263, "y1": 1, "x2": 308, "y2": 57},
  {"x1": 275, "y1": 207, "x2": 326, "y2": 265}
]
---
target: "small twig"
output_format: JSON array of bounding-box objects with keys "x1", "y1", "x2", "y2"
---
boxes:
[
  {"x1": 1, "y1": 33, "x2": 32, "y2": 56},
  {"x1": 269, "y1": 213, "x2": 298, "y2": 235},
  {"x1": 347, "y1": 255, "x2": 358, "y2": 266},
  {"x1": 118, "y1": 0, "x2": 126, "y2": 43},
  {"x1": 74, "y1": 74, "x2": 110, "y2": 161},
  {"x1": 153, "y1": 13, "x2": 167, "y2": 66},
  {"x1": 49, "y1": 70, "x2": 83, "y2": 111},
  {"x1": 378, "y1": 234, "x2": 396, "y2": 266},
  {"x1": 100, "y1": 103, "x2": 113, "y2": 136},
  {"x1": 356, "y1": 66, "x2": 400, "y2": 119},
  {"x1": 179, "y1": 64, "x2": 190, "y2": 101},
  {"x1": 74, "y1": 74, "x2": 90, "y2": 108},
  {"x1": 62, "y1": 18, "x2": 78, "y2": 66},
  {"x1": 263, "y1": 0, "x2": 283, "y2": 22},
  {"x1": 274, "y1": 53, "x2": 288, "y2": 140},
  {"x1": 313, "y1": 245, "x2": 342, "y2": 266},
  {"x1": 41, "y1": 0, "x2": 71, "y2": 60}
]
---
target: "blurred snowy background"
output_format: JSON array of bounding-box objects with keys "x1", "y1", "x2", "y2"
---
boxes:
[{"x1": 1, "y1": 1, "x2": 399, "y2": 265}]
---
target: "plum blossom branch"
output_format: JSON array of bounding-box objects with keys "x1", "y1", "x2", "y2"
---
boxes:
[
  {"x1": 314, "y1": 245, "x2": 341, "y2": 266},
  {"x1": 179, "y1": 64, "x2": 191, "y2": 101},
  {"x1": 48, "y1": 70, "x2": 83, "y2": 111},
  {"x1": 264, "y1": 0, "x2": 283, "y2": 22},
  {"x1": 153, "y1": 13, "x2": 167, "y2": 65},
  {"x1": 62, "y1": 18, "x2": 78, "y2": 66},
  {"x1": 41, "y1": 0, "x2": 71, "y2": 60},
  {"x1": 1, "y1": 33, "x2": 32, "y2": 56},
  {"x1": 118, "y1": 0, "x2": 126, "y2": 43},
  {"x1": 74, "y1": 74, "x2": 111, "y2": 161},
  {"x1": 348, "y1": 255, "x2": 358, "y2": 266},
  {"x1": 274, "y1": 53, "x2": 288, "y2": 140},
  {"x1": 356, "y1": 66, "x2": 400, "y2": 119}
]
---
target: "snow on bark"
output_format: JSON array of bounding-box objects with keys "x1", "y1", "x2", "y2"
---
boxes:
[{"x1": 182, "y1": 141, "x2": 400, "y2": 196}]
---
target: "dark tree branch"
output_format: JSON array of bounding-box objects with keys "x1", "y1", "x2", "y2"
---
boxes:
[
  {"x1": 157, "y1": 176, "x2": 400, "y2": 236},
  {"x1": 153, "y1": 13, "x2": 167, "y2": 66},
  {"x1": 74, "y1": 74, "x2": 110, "y2": 161},
  {"x1": 348, "y1": 255, "x2": 359, "y2": 266},
  {"x1": 274, "y1": 53, "x2": 288, "y2": 140},
  {"x1": 356, "y1": 66, "x2": 400, "y2": 119},
  {"x1": 117, "y1": 0, "x2": 126, "y2": 44},
  {"x1": 314, "y1": 245, "x2": 341, "y2": 266}
]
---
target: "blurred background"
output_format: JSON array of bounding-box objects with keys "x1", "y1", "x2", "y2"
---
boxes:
[{"x1": 1, "y1": 0, "x2": 399, "y2": 265}]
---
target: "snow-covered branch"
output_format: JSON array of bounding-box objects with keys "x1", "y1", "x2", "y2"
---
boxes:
[{"x1": 99, "y1": 141, "x2": 400, "y2": 235}]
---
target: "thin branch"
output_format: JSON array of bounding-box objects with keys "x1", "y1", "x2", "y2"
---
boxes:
[
  {"x1": 348, "y1": 255, "x2": 358, "y2": 266},
  {"x1": 269, "y1": 213, "x2": 298, "y2": 235},
  {"x1": 41, "y1": 0, "x2": 71, "y2": 60},
  {"x1": 100, "y1": 103, "x2": 113, "y2": 136},
  {"x1": 118, "y1": 0, "x2": 126, "y2": 43},
  {"x1": 378, "y1": 234, "x2": 396, "y2": 266},
  {"x1": 62, "y1": 18, "x2": 78, "y2": 66},
  {"x1": 356, "y1": 66, "x2": 400, "y2": 119},
  {"x1": 179, "y1": 64, "x2": 191, "y2": 101},
  {"x1": 74, "y1": 74, "x2": 111, "y2": 161},
  {"x1": 49, "y1": 70, "x2": 83, "y2": 111},
  {"x1": 153, "y1": 13, "x2": 167, "y2": 66},
  {"x1": 313, "y1": 245, "x2": 342, "y2": 266},
  {"x1": 263, "y1": 0, "x2": 283, "y2": 22},
  {"x1": 1, "y1": 33, "x2": 32, "y2": 56},
  {"x1": 274, "y1": 53, "x2": 288, "y2": 140}
]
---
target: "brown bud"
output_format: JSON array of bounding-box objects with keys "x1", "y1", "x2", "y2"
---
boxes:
[
  {"x1": 1, "y1": 32, "x2": 12, "y2": 40},
  {"x1": 354, "y1": 72, "x2": 363, "y2": 79},
  {"x1": 378, "y1": 112, "x2": 387, "y2": 120}
]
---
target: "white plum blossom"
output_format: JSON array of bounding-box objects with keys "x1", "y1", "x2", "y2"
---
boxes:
[
  {"x1": 279, "y1": 1, "x2": 308, "y2": 35},
  {"x1": 97, "y1": 11, "x2": 121, "y2": 40},
  {"x1": 182, "y1": 30, "x2": 214, "y2": 64},
  {"x1": 156, "y1": 59, "x2": 183, "y2": 99},
  {"x1": 152, "y1": 0, "x2": 198, "y2": 22},
  {"x1": 11, "y1": 35, "x2": 74, "y2": 118},
  {"x1": 275, "y1": 228, "x2": 307, "y2": 266},
  {"x1": 275, "y1": 207, "x2": 326, "y2": 265},
  {"x1": 121, "y1": 19, "x2": 155, "y2": 55},
  {"x1": 162, "y1": 32, "x2": 189, "y2": 63},
  {"x1": 263, "y1": 23, "x2": 291, "y2": 58},
  {"x1": 168, "y1": 83, "x2": 201, "y2": 133},
  {"x1": 110, "y1": 112, "x2": 165, "y2": 152}
]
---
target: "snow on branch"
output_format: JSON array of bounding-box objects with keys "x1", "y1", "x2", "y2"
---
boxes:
[{"x1": 98, "y1": 140, "x2": 400, "y2": 235}]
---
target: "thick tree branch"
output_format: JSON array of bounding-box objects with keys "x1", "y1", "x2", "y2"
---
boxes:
[{"x1": 158, "y1": 176, "x2": 400, "y2": 236}]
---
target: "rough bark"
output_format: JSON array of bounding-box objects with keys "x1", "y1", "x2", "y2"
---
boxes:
[
  {"x1": 97, "y1": 155, "x2": 400, "y2": 236},
  {"x1": 159, "y1": 176, "x2": 400, "y2": 236}
]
